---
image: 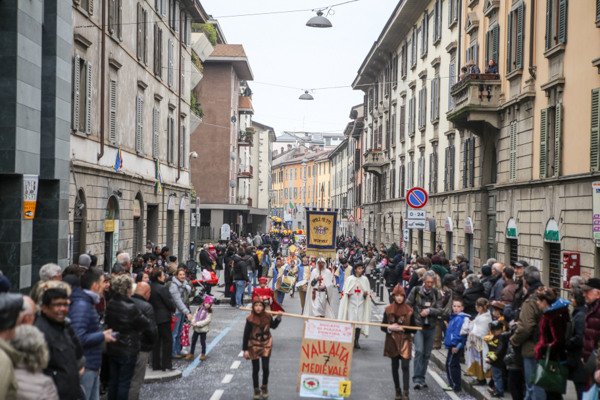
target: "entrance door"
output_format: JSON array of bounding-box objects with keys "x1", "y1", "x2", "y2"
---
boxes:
[
  {"x1": 178, "y1": 211, "x2": 184, "y2": 260},
  {"x1": 446, "y1": 232, "x2": 453, "y2": 259},
  {"x1": 487, "y1": 215, "x2": 496, "y2": 260},
  {"x1": 147, "y1": 205, "x2": 159, "y2": 248},
  {"x1": 104, "y1": 232, "x2": 113, "y2": 272},
  {"x1": 548, "y1": 243, "x2": 561, "y2": 289},
  {"x1": 466, "y1": 234, "x2": 474, "y2": 269},
  {"x1": 166, "y1": 210, "x2": 174, "y2": 249}
]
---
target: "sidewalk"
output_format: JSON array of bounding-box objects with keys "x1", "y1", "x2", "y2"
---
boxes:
[
  {"x1": 429, "y1": 349, "x2": 578, "y2": 400},
  {"x1": 143, "y1": 366, "x2": 182, "y2": 383}
]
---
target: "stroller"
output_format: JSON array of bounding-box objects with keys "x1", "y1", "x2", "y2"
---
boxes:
[{"x1": 186, "y1": 259, "x2": 220, "y2": 305}]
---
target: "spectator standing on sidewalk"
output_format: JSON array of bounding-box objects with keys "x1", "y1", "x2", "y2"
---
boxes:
[
  {"x1": 233, "y1": 249, "x2": 250, "y2": 307},
  {"x1": 406, "y1": 271, "x2": 443, "y2": 390},
  {"x1": 489, "y1": 263, "x2": 505, "y2": 302},
  {"x1": 566, "y1": 289, "x2": 587, "y2": 400},
  {"x1": 444, "y1": 299, "x2": 470, "y2": 393},
  {"x1": 148, "y1": 268, "x2": 175, "y2": 371},
  {"x1": 169, "y1": 268, "x2": 193, "y2": 359},
  {"x1": 0, "y1": 293, "x2": 24, "y2": 400},
  {"x1": 129, "y1": 282, "x2": 158, "y2": 400}
]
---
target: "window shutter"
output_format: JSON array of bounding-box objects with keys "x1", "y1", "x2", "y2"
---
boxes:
[
  {"x1": 516, "y1": 2, "x2": 524, "y2": 70},
  {"x1": 492, "y1": 25, "x2": 499, "y2": 65},
  {"x1": 466, "y1": 47, "x2": 471, "y2": 62},
  {"x1": 509, "y1": 122, "x2": 517, "y2": 182},
  {"x1": 450, "y1": 145, "x2": 455, "y2": 190},
  {"x1": 181, "y1": 56, "x2": 185, "y2": 92},
  {"x1": 89, "y1": 0, "x2": 93, "y2": 14},
  {"x1": 437, "y1": 0, "x2": 442, "y2": 40},
  {"x1": 109, "y1": 79, "x2": 117, "y2": 143},
  {"x1": 469, "y1": 137, "x2": 475, "y2": 187},
  {"x1": 540, "y1": 108, "x2": 548, "y2": 178},
  {"x1": 507, "y1": 12, "x2": 513, "y2": 71},
  {"x1": 473, "y1": 42, "x2": 479, "y2": 65},
  {"x1": 168, "y1": 38, "x2": 173, "y2": 87},
  {"x1": 137, "y1": 3, "x2": 142, "y2": 61},
  {"x1": 436, "y1": 76, "x2": 440, "y2": 119},
  {"x1": 592, "y1": 88, "x2": 600, "y2": 172},
  {"x1": 86, "y1": 62, "x2": 92, "y2": 134},
  {"x1": 597, "y1": 0, "x2": 600, "y2": 23},
  {"x1": 453, "y1": 0, "x2": 458, "y2": 22},
  {"x1": 167, "y1": 117, "x2": 172, "y2": 164},
  {"x1": 153, "y1": 107, "x2": 159, "y2": 158},
  {"x1": 448, "y1": 0, "x2": 453, "y2": 26},
  {"x1": 433, "y1": 151, "x2": 438, "y2": 193},
  {"x1": 417, "y1": 158, "x2": 422, "y2": 188},
  {"x1": 423, "y1": 86, "x2": 427, "y2": 128},
  {"x1": 429, "y1": 153, "x2": 433, "y2": 192},
  {"x1": 108, "y1": 0, "x2": 115, "y2": 33},
  {"x1": 463, "y1": 139, "x2": 469, "y2": 188},
  {"x1": 449, "y1": 62, "x2": 455, "y2": 110},
  {"x1": 158, "y1": 28, "x2": 163, "y2": 78},
  {"x1": 72, "y1": 55, "x2": 80, "y2": 131},
  {"x1": 175, "y1": 1, "x2": 179, "y2": 33},
  {"x1": 554, "y1": 103, "x2": 562, "y2": 177},
  {"x1": 187, "y1": 16, "x2": 192, "y2": 46},
  {"x1": 117, "y1": 0, "x2": 122, "y2": 39},
  {"x1": 136, "y1": 95, "x2": 143, "y2": 153},
  {"x1": 153, "y1": 24, "x2": 158, "y2": 74},
  {"x1": 444, "y1": 147, "x2": 449, "y2": 191},
  {"x1": 161, "y1": 0, "x2": 166, "y2": 16},
  {"x1": 408, "y1": 98, "x2": 412, "y2": 134},
  {"x1": 545, "y1": 0, "x2": 552, "y2": 50},
  {"x1": 558, "y1": 0, "x2": 567, "y2": 44},
  {"x1": 485, "y1": 30, "x2": 490, "y2": 66},
  {"x1": 180, "y1": 123, "x2": 184, "y2": 168},
  {"x1": 400, "y1": 105, "x2": 405, "y2": 141},
  {"x1": 430, "y1": 80, "x2": 435, "y2": 122},
  {"x1": 144, "y1": 10, "x2": 148, "y2": 65},
  {"x1": 418, "y1": 91, "x2": 422, "y2": 129}
]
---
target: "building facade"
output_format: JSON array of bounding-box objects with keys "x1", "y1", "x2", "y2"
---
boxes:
[{"x1": 354, "y1": 0, "x2": 600, "y2": 294}]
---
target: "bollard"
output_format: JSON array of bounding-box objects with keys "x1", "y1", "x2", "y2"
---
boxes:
[{"x1": 379, "y1": 282, "x2": 384, "y2": 301}]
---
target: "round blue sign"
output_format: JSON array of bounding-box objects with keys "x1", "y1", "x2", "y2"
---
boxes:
[{"x1": 406, "y1": 187, "x2": 428, "y2": 209}]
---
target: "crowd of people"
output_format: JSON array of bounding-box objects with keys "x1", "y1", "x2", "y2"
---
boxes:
[{"x1": 2, "y1": 231, "x2": 600, "y2": 400}]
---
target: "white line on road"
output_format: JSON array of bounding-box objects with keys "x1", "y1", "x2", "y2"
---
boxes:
[
  {"x1": 230, "y1": 360, "x2": 241, "y2": 369},
  {"x1": 238, "y1": 351, "x2": 244, "y2": 357},
  {"x1": 428, "y1": 368, "x2": 462, "y2": 400},
  {"x1": 222, "y1": 374, "x2": 234, "y2": 384},
  {"x1": 209, "y1": 390, "x2": 224, "y2": 400}
]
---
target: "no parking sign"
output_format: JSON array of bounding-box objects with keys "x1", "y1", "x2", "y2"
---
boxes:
[{"x1": 406, "y1": 187, "x2": 428, "y2": 209}]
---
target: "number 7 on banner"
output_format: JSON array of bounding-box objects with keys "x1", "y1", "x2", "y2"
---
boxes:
[{"x1": 339, "y1": 381, "x2": 351, "y2": 397}]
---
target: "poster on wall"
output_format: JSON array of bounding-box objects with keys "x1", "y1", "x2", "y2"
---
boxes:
[{"x1": 23, "y1": 174, "x2": 39, "y2": 219}]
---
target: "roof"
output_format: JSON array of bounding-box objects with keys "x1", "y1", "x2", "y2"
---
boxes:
[
  {"x1": 328, "y1": 139, "x2": 349, "y2": 158},
  {"x1": 275, "y1": 131, "x2": 345, "y2": 145},
  {"x1": 207, "y1": 44, "x2": 253, "y2": 80},
  {"x1": 210, "y1": 44, "x2": 246, "y2": 57},
  {"x1": 272, "y1": 150, "x2": 332, "y2": 168}
]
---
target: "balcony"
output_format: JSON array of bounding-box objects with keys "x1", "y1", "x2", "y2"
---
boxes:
[
  {"x1": 236, "y1": 196, "x2": 253, "y2": 207},
  {"x1": 447, "y1": 73, "x2": 502, "y2": 130},
  {"x1": 238, "y1": 129, "x2": 254, "y2": 146},
  {"x1": 239, "y1": 96, "x2": 254, "y2": 115},
  {"x1": 237, "y1": 165, "x2": 253, "y2": 178},
  {"x1": 190, "y1": 62, "x2": 203, "y2": 89},
  {"x1": 362, "y1": 149, "x2": 389, "y2": 176},
  {"x1": 190, "y1": 111, "x2": 202, "y2": 133},
  {"x1": 192, "y1": 32, "x2": 215, "y2": 62}
]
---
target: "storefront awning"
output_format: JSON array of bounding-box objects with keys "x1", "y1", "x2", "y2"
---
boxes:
[
  {"x1": 544, "y1": 219, "x2": 560, "y2": 243},
  {"x1": 445, "y1": 217, "x2": 453, "y2": 232},
  {"x1": 424, "y1": 217, "x2": 436, "y2": 232},
  {"x1": 506, "y1": 218, "x2": 517, "y2": 239}
]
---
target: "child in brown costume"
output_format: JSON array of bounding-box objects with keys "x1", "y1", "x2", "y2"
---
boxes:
[
  {"x1": 243, "y1": 297, "x2": 282, "y2": 399},
  {"x1": 381, "y1": 284, "x2": 415, "y2": 400}
]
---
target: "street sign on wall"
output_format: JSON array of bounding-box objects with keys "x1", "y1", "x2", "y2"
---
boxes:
[{"x1": 406, "y1": 187, "x2": 428, "y2": 209}]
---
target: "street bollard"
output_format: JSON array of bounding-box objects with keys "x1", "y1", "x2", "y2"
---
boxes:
[{"x1": 379, "y1": 282, "x2": 384, "y2": 301}]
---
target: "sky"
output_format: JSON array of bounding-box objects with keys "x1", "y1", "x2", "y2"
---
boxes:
[{"x1": 200, "y1": 0, "x2": 398, "y2": 136}]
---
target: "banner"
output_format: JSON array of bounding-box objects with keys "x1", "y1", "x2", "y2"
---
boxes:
[
  {"x1": 298, "y1": 319, "x2": 353, "y2": 399},
  {"x1": 23, "y1": 174, "x2": 39, "y2": 219},
  {"x1": 305, "y1": 209, "x2": 338, "y2": 258}
]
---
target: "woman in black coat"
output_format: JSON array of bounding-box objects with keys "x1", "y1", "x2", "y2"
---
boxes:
[
  {"x1": 224, "y1": 246, "x2": 236, "y2": 304},
  {"x1": 567, "y1": 289, "x2": 587, "y2": 400},
  {"x1": 148, "y1": 268, "x2": 176, "y2": 371},
  {"x1": 462, "y1": 274, "x2": 486, "y2": 318}
]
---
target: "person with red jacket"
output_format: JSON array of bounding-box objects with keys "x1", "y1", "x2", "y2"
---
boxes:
[{"x1": 252, "y1": 278, "x2": 284, "y2": 312}]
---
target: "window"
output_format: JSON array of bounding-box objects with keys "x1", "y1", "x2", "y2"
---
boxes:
[
  {"x1": 167, "y1": 115, "x2": 175, "y2": 164},
  {"x1": 137, "y1": 4, "x2": 148, "y2": 65},
  {"x1": 392, "y1": 54, "x2": 398, "y2": 85},
  {"x1": 294, "y1": 187, "x2": 298, "y2": 199},
  {"x1": 295, "y1": 168, "x2": 297, "y2": 179},
  {"x1": 401, "y1": 44, "x2": 407, "y2": 79},
  {"x1": 420, "y1": 13, "x2": 428, "y2": 57},
  {"x1": 417, "y1": 155, "x2": 425, "y2": 188},
  {"x1": 179, "y1": 121, "x2": 186, "y2": 168},
  {"x1": 418, "y1": 85, "x2": 427, "y2": 130},
  {"x1": 154, "y1": 25, "x2": 163, "y2": 78},
  {"x1": 400, "y1": 104, "x2": 406, "y2": 141},
  {"x1": 597, "y1": 0, "x2": 600, "y2": 25},
  {"x1": 462, "y1": 137, "x2": 476, "y2": 188},
  {"x1": 135, "y1": 95, "x2": 144, "y2": 154},
  {"x1": 430, "y1": 75, "x2": 440, "y2": 122},
  {"x1": 466, "y1": 41, "x2": 479, "y2": 64},
  {"x1": 155, "y1": 0, "x2": 166, "y2": 16},
  {"x1": 72, "y1": 55, "x2": 92, "y2": 135},
  {"x1": 390, "y1": 167, "x2": 396, "y2": 199},
  {"x1": 391, "y1": 109, "x2": 396, "y2": 146},
  {"x1": 109, "y1": 79, "x2": 117, "y2": 143},
  {"x1": 507, "y1": 4, "x2": 523, "y2": 73},
  {"x1": 284, "y1": 188, "x2": 288, "y2": 199},
  {"x1": 540, "y1": 104, "x2": 562, "y2": 178},
  {"x1": 408, "y1": 159, "x2": 414, "y2": 188},
  {"x1": 152, "y1": 107, "x2": 159, "y2": 158},
  {"x1": 545, "y1": 0, "x2": 567, "y2": 50},
  {"x1": 448, "y1": 0, "x2": 459, "y2": 27},
  {"x1": 411, "y1": 28, "x2": 417, "y2": 69},
  {"x1": 168, "y1": 38, "x2": 173, "y2": 87},
  {"x1": 509, "y1": 121, "x2": 517, "y2": 182},
  {"x1": 382, "y1": 170, "x2": 387, "y2": 201},
  {"x1": 485, "y1": 24, "x2": 500, "y2": 70},
  {"x1": 77, "y1": 0, "x2": 93, "y2": 15},
  {"x1": 108, "y1": 0, "x2": 122, "y2": 39},
  {"x1": 433, "y1": 0, "x2": 442, "y2": 44},
  {"x1": 408, "y1": 95, "x2": 416, "y2": 135},
  {"x1": 399, "y1": 164, "x2": 405, "y2": 197},
  {"x1": 429, "y1": 151, "x2": 438, "y2": 194},
  {"x1": 448, "y1": 61, "x2": 456, "y2": 110},
  {"x1": 592, "y1": 88, "x2": 600, "y2": 171},
  {"x1": 444, "y1": 145, "x2": 456, "y2": 191}
]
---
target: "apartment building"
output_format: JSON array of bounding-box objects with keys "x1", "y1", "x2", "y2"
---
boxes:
[
  {"x1": 273, "y1": 131, "x2": 345, "y2": 154},
  {"x1": 247, "y1": 121, "x2": 276, "y2": 233},
  {"x1": 343, "y1": 104, "x2": 365, "y2": 241},
  {"x1": 354, "y1": 0, "x2": 600, "y2": 293},
  {"x1": 330, "y1": 139, "x2": 352, "y2": 236},
  {"x1": 68, "y1": 0, "x2": 207, "y2": 268}
]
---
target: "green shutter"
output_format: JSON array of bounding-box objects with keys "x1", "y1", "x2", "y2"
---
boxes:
[
  {"x1": 597, "y1": 0, "x2": 600, "y2": 23},
  {"x1": 493, "y1": 25, "x2": 499, "y2": 65},
  {"x1": 485, "y1": 30, "x2": 490, "y2": 66},
  {"x1": 554, "y1": 103, "x2": 562, "y2": 177},
  {"x1": 540, "y1": 108, "x2": 548, "y2": 178},
  {"x1": 558, "y1": 0, "x2": 567, "y2": 44},
  {"x1": 516, "y1": 2, "x2": 525, "y2": 70},
  {"x1": 545, "y1": 0, "x2": 552, "y2": 50},
  {"x1": 592, "y1": 88, "x2": 600, "y2": 172},
  {"x1": 510, "y1": 122, "x2": 517, "y2": 182},
  {"x1": 507, "y1": 12, "x2": 513, "y2": 72}
]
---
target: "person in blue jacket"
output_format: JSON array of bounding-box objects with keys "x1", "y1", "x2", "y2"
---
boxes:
[{"x1": 444, "y1": 299, "x2": 470, "y2": 392}]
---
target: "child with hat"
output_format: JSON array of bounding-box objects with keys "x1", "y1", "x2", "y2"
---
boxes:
[{"x1": 187, "y1": 296, "x2": 213, "y2": 361}]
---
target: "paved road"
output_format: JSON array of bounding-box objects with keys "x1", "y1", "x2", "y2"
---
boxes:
[{"x1": 139, "y1": 288, "x2": 476, "y2": 400}]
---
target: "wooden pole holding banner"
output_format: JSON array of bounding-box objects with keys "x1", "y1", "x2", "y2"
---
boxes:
[{"x1": 238, "y1": 308, "x2": 422, "y2": 330}]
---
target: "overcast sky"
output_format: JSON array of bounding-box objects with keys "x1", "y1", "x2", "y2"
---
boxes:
[{"x1": 200, "y1": 0, "x2": 397, "y2": 135}]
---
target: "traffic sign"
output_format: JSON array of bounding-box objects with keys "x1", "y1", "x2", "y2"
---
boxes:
[
  {"x1": 406, "y1": 187, "x2": 428, "y2": 209},
  {"x1": 347, "y1": 214, "x2": 356, "y2": 223},
  {"x1": 407, "y1": 209, "x2": 426, "y2": 220},
  {"x1": 407, "y1": 220, "x2": 427, "y2": 230},
  {"x1": 403, "y1": 229, "x2": 409, "y2": 242}
]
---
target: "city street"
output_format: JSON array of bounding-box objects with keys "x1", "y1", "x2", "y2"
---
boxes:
[{"x1": 140, "y1": 289, "x2": 476, "y2": 400}]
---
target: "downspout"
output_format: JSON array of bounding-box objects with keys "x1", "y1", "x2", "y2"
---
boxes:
[
  {"x1": 457, "y1": 0, "x2": 462, "y2": 71},
  {"x1": 528, "y1": 0, "x2": 536, "y2": 78},
  {"x1": 97, "y1": 0, "x2": 107, "y2": 160},
  {"x1": 176, "y1": 8, "x2": 183, "y2": 182}
]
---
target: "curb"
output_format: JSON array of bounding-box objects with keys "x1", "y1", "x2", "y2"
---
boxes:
[
  {"x1": 429, "y1": 349, "x2": 492, "y2": 400},
  {"x1": 143, "y1": 367, "x2": 182, "y2": 383}
]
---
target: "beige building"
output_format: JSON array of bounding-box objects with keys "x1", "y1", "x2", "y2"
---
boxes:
[{"x1": 354, "y1": 0, "x2": 600, "y2": 293}]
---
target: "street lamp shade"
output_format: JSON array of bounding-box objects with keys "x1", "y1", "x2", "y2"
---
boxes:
[
  {"x1": 299, "y1": 90, "x2": 314, "y2": 100},
  {"x1": 306, "y1": 10, "x2": 332, "y2": 28}
]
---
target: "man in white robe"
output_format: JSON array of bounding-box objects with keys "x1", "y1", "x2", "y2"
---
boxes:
[
  {"x1": 303, "y1": 258, "x2": 335, "y2": 319},
  {"x1": 337, "y1": 262, "x2": 372, "y2": 349}
]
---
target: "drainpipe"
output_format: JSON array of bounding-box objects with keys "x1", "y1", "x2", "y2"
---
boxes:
[
  {"x1": 97, "y1": 0, "x2": 107, "y2": 160},
  {"x1": 176, "y1": 8, "x2": 183, "y2": 182},
  {"x1": 529, "y1": 0, "x2": 535, "y2": 77},
  {"x1": 457, "y1": 0, "x2": 462, "y2": 72}
]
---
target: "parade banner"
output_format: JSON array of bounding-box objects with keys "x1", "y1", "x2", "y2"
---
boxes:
[
  {"x1": 298, "y1": 319, "x2": 353, "y2": 399},
  {"x1": 305, "y1": 208, "x2": 337, "y2": 258}
]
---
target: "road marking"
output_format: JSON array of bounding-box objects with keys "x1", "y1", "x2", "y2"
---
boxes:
[
  {"x1": 230, "y1": 360, "x2": 241, "y2": 369},
  {"x1": 209, "y1": 390, "x2": 224, "y2": 400},
  {"x1": 238, "y1": 351, "x2": 244, "y2": 357},
  {"x1": 428, "y1": 368, "x2": 461, "y2": 400},
  {"x1": 182, "y1": 311, "x2": 245, "y2": 377},
  {"x1": 222, "y1": 374, "x2": 234, "y2": 383}
]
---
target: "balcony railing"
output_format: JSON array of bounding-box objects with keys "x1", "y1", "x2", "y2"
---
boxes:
[
  {"x1": 362, "y1": 149, "x2": 389, "y2": 176},
  {"x1": 192, "y1": 32, "x2": 215, "y2": 62},
  {"x1": 448, "y1": 73, "x2": 502, "y2": 129},
  {"x1": 237, "y1": 165, "x2": 253, "y2": 178},
  {"x1": 238, "y1": 129, "x2": 253, "y2": 146},
  {"x1": 236, "y1": 196, "x2": 252, "y2": 207}
]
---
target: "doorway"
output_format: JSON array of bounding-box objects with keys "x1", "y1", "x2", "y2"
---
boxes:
[
  {"x1": 466, "y1": 233, "x2": 474, "y2": 269},
  {"x1": 487, "y1": 215, "x2": 496, "y2": 260},
  {"x1": 446, "y1": 232, "x2": 453, "y2": 259},
  {"x1": 147, "y1": 205, "x2": 159, "y2": 248},
  {"x1": 166, "y1": 210, "x2": 174, "y2": 250},
  {"x1": 178, "y1": 210, "x2": 184, "y2": 260}
]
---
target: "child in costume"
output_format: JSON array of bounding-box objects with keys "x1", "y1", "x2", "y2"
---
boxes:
[
  {"x1": 186, "y1": 296, "x2": 213, "y2": 360},
  {"x1": 461, "y1": 298, "x2": 492, "y2": 384},
  {"x1": 381, "y1": 284, "x2": 414, "y2": 400},
  {"x1": 243, "y1": 297, "x2": 283, "y2": 399},
  {"x1": 252, "y1": 277, "x2": 284, "y2": 312}
]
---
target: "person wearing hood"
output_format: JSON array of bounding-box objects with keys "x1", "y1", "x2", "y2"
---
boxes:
[
  {"x1": 510, "y1": 266, "x2": 545, "y2": 400},
  {"x1": 243, "y1": 297, "x2": 282, "y2": 400},
  {"x1": 430, "y1": 256, "x2": 447, "y2": 284},
  {"x1": 338, "y1": 263, "x2": 372, "y2": 349},
  {"x1": 303, "y1": 258, "x2": 336, "y2": 319},
  {"x1": 534, "y1": 287, "x2": 570, "y2": 400},
  {"x1": 456, "y1": 253, "x2": 470, "y2": 274},
  {"x1": 463, "y1": 274, "x2": 486, "y2": 318},
  {"x1": 381, "y1": 284, "x2": 414, "y2": 400}
]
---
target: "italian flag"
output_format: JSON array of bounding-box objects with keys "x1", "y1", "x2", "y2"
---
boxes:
[{"x1": 288, "y1": 201, "x2": 295, "y2": 213}]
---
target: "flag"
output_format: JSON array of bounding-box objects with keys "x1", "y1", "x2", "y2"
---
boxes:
[
  {"x1": 155, "y1": 159, "x2": 163, "y2": 194},
  {"x1": 289, "y1": 201, "x2": 295, "y2": 213},
  {"x1": 113, "y1": 148, "x2": 123, "y2": 171}
]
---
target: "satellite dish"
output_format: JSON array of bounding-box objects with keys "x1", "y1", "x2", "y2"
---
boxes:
[
  {"x1": 231, "y1": 116, "x2": 237, "y2": 124},
  {"x1": 230, "y1": 151, "x2": 237, "y2": 160},
  {"x1": 350, "y1": 110, "x2": 358, "y2": 119},
  {"x1": 229, "y1": 180, "x2": 237, "y2": 188}
]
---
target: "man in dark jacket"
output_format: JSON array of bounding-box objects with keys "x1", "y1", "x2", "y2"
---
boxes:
[
  {"x1": 387, "y1": 242, "x2": 398, "y2": 260},
  {"x1": 488, "y1": 263, "x2": 505, "y2": 302},
  {"x1": 407, "y1": 271, "x2": 443, "y2": 389},
  {"x1": 224, "y1": 247, "x2": 236, "y2": 305},
  {"x1": 105, "y1": 274, "x2": 150, "y2": 399},
  {"x1": 480, "y1": 264, "x2": 496, "y2": 299},
  {"x1": 393, "y1": 250, "x2": 405, "y2": 286},
  {"x1": 244, "y1": 248, "x2": 257, "y2": 297},
  {"x1": 35, "y1": 288, "x2": 85, "y2": 400},
  {"x1": 233, "y1": 250, "x2": 250, "y2": 307},
  {"x1": 505, "y1": 260, "x2": 528, "y2": 321},
  {"x1": 149, "y1": 268, "x2": 176, "y2": 371},
  {"x1": 462, "y1": 274, "x2": 486, "y2": 318},
  {"x1": 69, "y1": 268, "x2": 116, "y2": 400},
  {"x1": 582, "y1": 278, "x2": 600, "y2": 362},
  {"x1": 567, "y1": 288, "x2": 587, "y2": 400},
  {"x1": 456, "y1": 253, "x2": 469, "y2": 274},
  {"x1": 500, "y1": 266, "x2": 518, "y2": 304},
  {"x1": 129, "y1": 282, "x2": 158, "y2": 400}
]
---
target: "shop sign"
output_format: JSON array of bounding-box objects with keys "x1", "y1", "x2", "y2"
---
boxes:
[{"x1": 133, "y1": 199, "x2": 141, "y2": 218}]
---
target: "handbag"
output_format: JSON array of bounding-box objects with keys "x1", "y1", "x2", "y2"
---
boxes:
[
  {"x1": 583, "y1": 384, "x2": 600, "y2": 400},
  {"x1": 530, "y1": 345, "x2": 568, "y2": 394},
  {"x1": 585, "y1": 348, "x2": 598, "y2": 377}
]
